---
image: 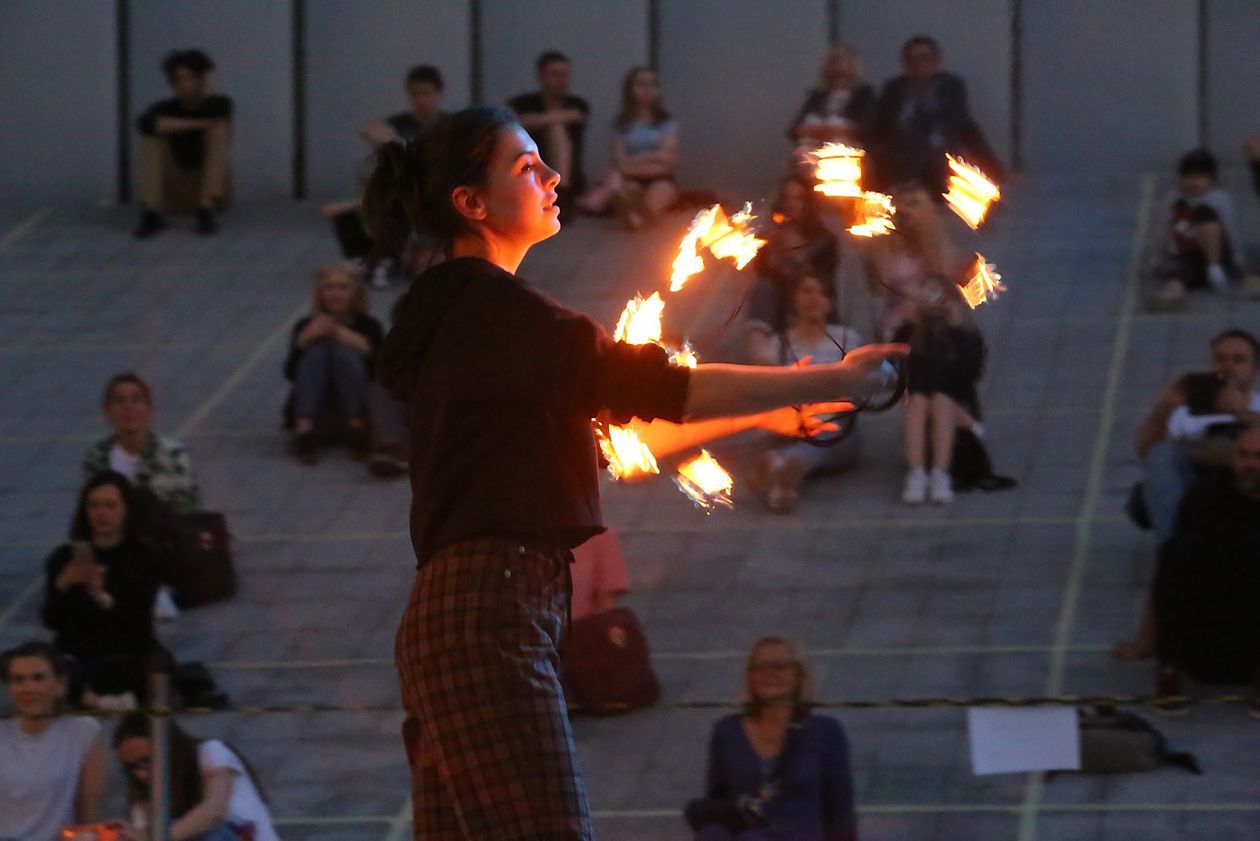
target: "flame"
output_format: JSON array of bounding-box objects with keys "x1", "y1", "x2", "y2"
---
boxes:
[
  {"x1": 848, "y1": 192, "x2": 896, "y2": 237},
  {"x1": 613, "y1": 292, "x2": 665, "y2": 346},
  {"x1": 943, "y1": 154, "x2": 1000, "y2": 229},
  {"x1": 598, "y1": 424, "x2": 660, "y2": 480},
  {"x1": 959, "y1": 253, "x2": 1005, "y2": 309},
  {"x1": 669, "y1": 203, "x2": 766, "y2": 292},
  {"x1": 673, "y1": 450, "x2": 734, "y2": 511},
  {"x1": 812, "y1": 143, "x2": 866, "y2": 198},
  {"x1": 669, "y1": 341, "x2": 699, "y2": 368}
]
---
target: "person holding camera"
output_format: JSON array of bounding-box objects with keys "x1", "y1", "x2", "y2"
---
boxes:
[
  {"x1": 686, "y1": 637, "x2": 856, "y2": 841},
  {"x1": 1115, "y1": 328, "x2": 1260, "y2": 660}
]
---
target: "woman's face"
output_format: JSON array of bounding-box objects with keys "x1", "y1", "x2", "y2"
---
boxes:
[
  {"x1": 5, "y1": 656, "x2": 64, "y2": 717},
  {"x1": 471, "y1": 126, "x2": 561, "y2": 249},
  {"x1": 118, "y1": 736, "x2": 153, "y2": 786},
  {"x1": 631, "y1": 70, "x2": 660, "y2": 108},
  {"x1": 778, "y1": 181, "x2": 810, "y2": 221},
  {"x1": 87, "y1": 484, "x2": 126, "y2": 539},
  {"x1": 319, "y1": 272, "x2": 356, "y2": 315},
  {"x1": 747, "y1": 641, "x2": 801, "y2": 705},
  {"x1": 792, "y1": 276, "x2": 834, "y2": 325},
  {"x1": 105, "y1": 383, "x2": 152, "y2": 437}
]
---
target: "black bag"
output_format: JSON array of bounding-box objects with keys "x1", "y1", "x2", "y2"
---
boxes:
[
  {"x1": 951, "y1": 429, "x2": 1017, "y2": 492},
  {"x1": 169, "y1": 511, "x2": 237, "y2": 608},
  {"x1": 1069, "y1": 706, "x2": 1200, "y2": 775},
  {"x1": 564, "y1": 607, "x2": 660, "y2": 716}
]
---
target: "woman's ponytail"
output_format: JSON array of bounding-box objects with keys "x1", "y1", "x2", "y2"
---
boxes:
[{"x1": 361, "y1": 140, "x2": 424, "y2": 260}]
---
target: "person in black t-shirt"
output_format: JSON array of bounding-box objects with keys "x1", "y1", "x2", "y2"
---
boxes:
[
  {"x1": 134, "y1": 49, "x2": 233, "y2": 239},
  {"x1": 508, "y1": 50, "x2": 590, "y2": 222}
]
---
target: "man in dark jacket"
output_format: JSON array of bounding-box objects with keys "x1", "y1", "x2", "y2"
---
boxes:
[{"x1": 871, "y1": 35, "x2": 1003, "y2": 193}]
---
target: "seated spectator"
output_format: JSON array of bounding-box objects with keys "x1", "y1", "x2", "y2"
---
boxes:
[
  {"x1": 1147, "y1": 149, "x2": 1244, "y2": 310},
  {"x1": 134, "y1": 49, "x2": 232, "y2": 239},
  {"x1": 746, "y1": 176, "x2": 840, "y2": 352},
  {"x1": 42, "y1": 473, "x2": 162, "y2": 708},
  {"x1": 113, "y1": 711, "x2": 280, "y2": 841},
  {"x1": 788, "y1": 45, "x2": 876, "y2": 156},
  {"x1": 509, "y1": 50, "x2": 589, "y2": 222},
  {"x1": 570, "y1": 529, "x2": 631, "y2": 621},
  {"x1": 686, "y1": 636, "x2": 856, "y2": 841},
  {"x1": 578, "y1": 66, "x2": 679, "y2": 228},
  {"x1": 0, "y1": 641, "x2": 106, "y2": 841},
  {"x1": 284, "y1": 265, "x2": 384, "y2": 464},
  {"x1": 1151, "y1": 426, "x2": 1260, "y2": 718},
  {"x1": 1114, "y1": 328, "x2": 1260, "y2": 660},
  {"x1": 870, "y1": 35, "x2": 1003, "y2": 193},
  {"x1": 359, "y1": 64, "x2": 446, "y2": 147},
  {"x1": 84, "y1": 372, "x2": 201, "y2": 516},
  {"x1": 748, "y1": 275, "x2": 864, "y2": 513}
]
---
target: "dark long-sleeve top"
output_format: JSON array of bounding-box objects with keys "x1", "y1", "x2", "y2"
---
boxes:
[
  {"x1": 136, "y1": 95, "x2": 233, "y2": 170},
  {"x1": 787, "y1": 84, "x2": 878, "y2": 146},
  {"x1": 282, "y1": 312, "x2": 385, "y2": 381},
  {"x1": 703, "y1": 713, "x2": 857, "y2": 841},
  {"x1": 41, "y1": 542, "x2": 160, "y2": 660},
  {"x1": 376, "y1": 257, "x2": 691, "y2": 566}
]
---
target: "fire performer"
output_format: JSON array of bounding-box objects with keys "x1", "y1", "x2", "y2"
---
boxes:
[{"x1": 362, "y1": 107, "x2": 905, "y2": 841}]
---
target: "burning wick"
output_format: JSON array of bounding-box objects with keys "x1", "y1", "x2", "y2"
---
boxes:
[
  {"x1": 598, "y1": 424, "x2": 659, "y2": 480},
  {"x1": 811, "y1": 143, "x2": 866, "y2": 198},
  {"x1": 673, "y1": 450, "x2": 734, "y2": 511},
  {"x1": 613, "y1": 292, "x2": 666, "y2": 346},
  {"x1": 959, "y1": 253, "x2": 1005, "y2": 309},
  {"x1": 670, "y1": 203, "x2": 765, "y2": 292},
  {"x1": 848, "y1": 192, "x2": 896, "y2": 238},
  {"x1": 943, "y1": 154, "x2": 1000, "y2": 229},
  {"x1": 669, "y1": 341, "x2": 699, "y2": 369}
]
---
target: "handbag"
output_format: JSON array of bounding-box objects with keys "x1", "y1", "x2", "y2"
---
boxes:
[
  {"x1": 564, "y1": 606, "x2": 661, "y2": 716},
  {"x1": 169, "y1": 511, "x2": 237, "y2": 608}
]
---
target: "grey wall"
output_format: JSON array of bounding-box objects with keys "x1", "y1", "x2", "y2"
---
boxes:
[
  {"x1": 129, "y1": 0, "x2": 294, "y2": 200},
  {"x1": 305, "y1": 0, "x2": 471, "y2": 197},
  {"x1": 480, "y1": 0, "x2": 649, "y2": 194},
  {"x1": 1023, "y1": 0, "x2": 1199, "y2": 172},
  {"x1": 659, "y1": 0, "x2": 829, "y2": 199},
  {"x1": 1205, "y1": 0, "x2": 1260, "y2": 158},
  {"x1": 0, "y1": 1, "x2": 117, "y2": 202}
]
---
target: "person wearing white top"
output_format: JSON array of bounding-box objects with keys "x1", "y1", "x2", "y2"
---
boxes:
[
  {"x1": 0, "y1": 641, "x2": 106, "y2": 841},
  {"x1": 113, "y1": 713, "x2": 279, "y2": 841}
]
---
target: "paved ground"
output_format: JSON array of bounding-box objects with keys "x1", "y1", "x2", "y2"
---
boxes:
[{"x1": 1, "y1": 171, "x2": 1258, "y2": 840}]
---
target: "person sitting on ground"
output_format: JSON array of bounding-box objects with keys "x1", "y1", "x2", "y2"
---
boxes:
[
  {"x1": 134, "y1": 49, "x2": 233, "y2": 239},
  {"x1": 84, "y1": 372, "x2": 202, "y2": 516},
  {"x1": 41, "y1": 473, "x2": 163, "y2": 709},
  {"x1": 1147, "y1": 149, "x2": 1243, "y2": 310},
  {"x1": 788, "y1": 45, "x2": 876, "y2": 157},
  {"x1": 359, "y1": 64, "x2": 447, "y2": 148},
  {"x1": 870, "y1": 35, "x2": 1003, "y2": 193},
  {"x1": 746, "y1": 176, "x2": 841, "y2": 357},
  {"x1": 686, "y1": 636, "x2": 857, "y2": 841},
  {"x1": 748, "y1": 275, "x2": 865, "y2": 513},
  {"x1": 509, "y1": 50, "x2": 590, "y2": 222},
  {"x1": 1113, "y1": 328, "x2": 1260, "y2": 660},
  {"x1": 0, "y1": 641, "x2": 107, "y2": 841},
  {"x1": 284, "y1": 264, "x2": 384, "y2": 464},
  {"x1": 113, "y1": 711, "x2": 280, "y2": 841},
  {"x1": 1151, "y1": 425, "x2": 1260, "y2": 719},
  {"x1": 570, "y1": 529, "x2": 631, "y2": 622},
  {"x1": 578, "y1": 66, "x2": 679, "y2": 227}
]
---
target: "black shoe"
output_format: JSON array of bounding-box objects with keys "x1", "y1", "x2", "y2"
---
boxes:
[
  {"x1": 133, "y1": 210, "x2": 166, "y2": 239},
  {"x1": 292, "y1": 430, "x2": 319, "y2": 465},
  {"x1": 368, "y1": 443, "x2": 408, "y2": 478},
  {"x1": 1155, "y1": 666, "x2": 1190, "y2": 716},
  {"x1": 195, "y1": 208, "x2": 217, "y2": 235}
]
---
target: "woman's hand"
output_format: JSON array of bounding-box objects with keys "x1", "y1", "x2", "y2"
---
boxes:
[
  {"x1": 759, "y1": 402, "x2": 854, "y2": 438},
  {"x1": 834, "y1": 343, "x2": 908, "y2": 397},
  {"x1": 55, "y1": 555, "x2": 96, "y2": 592}
]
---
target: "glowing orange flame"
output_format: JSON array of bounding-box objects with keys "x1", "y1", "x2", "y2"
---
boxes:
[
  {"x1": 613, "y1": 292, "x2": 665, "y2": 346},
  {"x1": 959, "y1": 253, "x2": 1005, "y2": 309},
  {"x1": 848, "y1": 192, "x2": 896, "y2": 237},
  {"x1": 943, "y1": 154, "x2": 1000, "y2": 229},
  {"x1": 812, "y1": 142, "x2": 866, "y2": 198},
  {"x1": 669, "y1": 203, "x2": 766, "y2": 292},
  {"x1": 598, "y1": 424, "x2": 660, "y2": 481},
  {"x1": 669, "y1": 341, "x2": 699, "y2": 369},
  {"x1": 674, "y1": 450, "x2": 734, "y2": 511}
]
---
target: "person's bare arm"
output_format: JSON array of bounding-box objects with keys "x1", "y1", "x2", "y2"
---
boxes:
[
  {"x1": 1135, "y1": 379, "x2": 1185, "y2": 458},
  {"x1": 333, "y1": 324, "x2": 372, "y2": 356},
  {"x1": 75, "y1": 739, "x2": 108, "y2": 822},
  {"x1": 358, "y1": 119, "x2": 398, "y2": 146},
  {"x1": 170, "y1": 769, "x2": 233, "y2": 841},
  {"x1": 627, "y1": 401, "x2": 851, "y2": 461}
]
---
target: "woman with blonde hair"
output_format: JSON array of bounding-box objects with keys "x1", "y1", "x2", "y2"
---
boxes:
[
  {"x1": 789, "y1": 45, "x2": 876, "y2": 153},
  {"x1": 686, "y1": 636, "x2": 857, "y2": 841},
  {"x1": 283, "y1": 264, "x2": 384, "y2": 463}
]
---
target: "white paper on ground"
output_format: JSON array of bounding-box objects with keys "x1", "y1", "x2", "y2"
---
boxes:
[{"x1": 967, "y1": 706, "x2": 1082, "y2": 775}]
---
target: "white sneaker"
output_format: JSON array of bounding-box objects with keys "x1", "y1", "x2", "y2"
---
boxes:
[
  {"x1": 154, "y1": 585, "x2": 180, "y2": 622},
  {"x1": 902, "y1": 468, "x2": 928, "y2": 504},
  {"x1": 1206, "y1": 263, "x2": 1228, "y2": 291},
  {"x1": 929, "y1": 469, "x2": 954, "y2": 504}
]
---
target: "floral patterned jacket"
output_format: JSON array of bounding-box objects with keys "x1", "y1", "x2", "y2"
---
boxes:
[{"x1": 82, "y1": 433, "x2": 202, "y2": 514}]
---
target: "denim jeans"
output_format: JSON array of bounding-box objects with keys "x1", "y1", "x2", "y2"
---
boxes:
[
  {"x1": 291, "y1": 339, "x2": 369, "y2": 422},
  {"x1": 1142, "y1": 440, "x2": 1197, "y2": 545}
]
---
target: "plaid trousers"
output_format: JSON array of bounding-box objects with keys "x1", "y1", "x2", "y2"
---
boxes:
[{"x1": 396, "y1": 538, "x2": 593, "y2": 840}]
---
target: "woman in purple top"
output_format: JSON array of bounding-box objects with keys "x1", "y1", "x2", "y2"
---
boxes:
[
  {"x1": 688, "y1": 637, "x2": 857, "y2": 841},
  {"x1": 361, "y1": 107, "x2": 900, "y2": 841}
]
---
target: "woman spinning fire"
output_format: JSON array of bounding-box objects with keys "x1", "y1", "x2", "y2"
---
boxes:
[{"x1": 363, "y1": 107, "x2": 905, "y2": 841}]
